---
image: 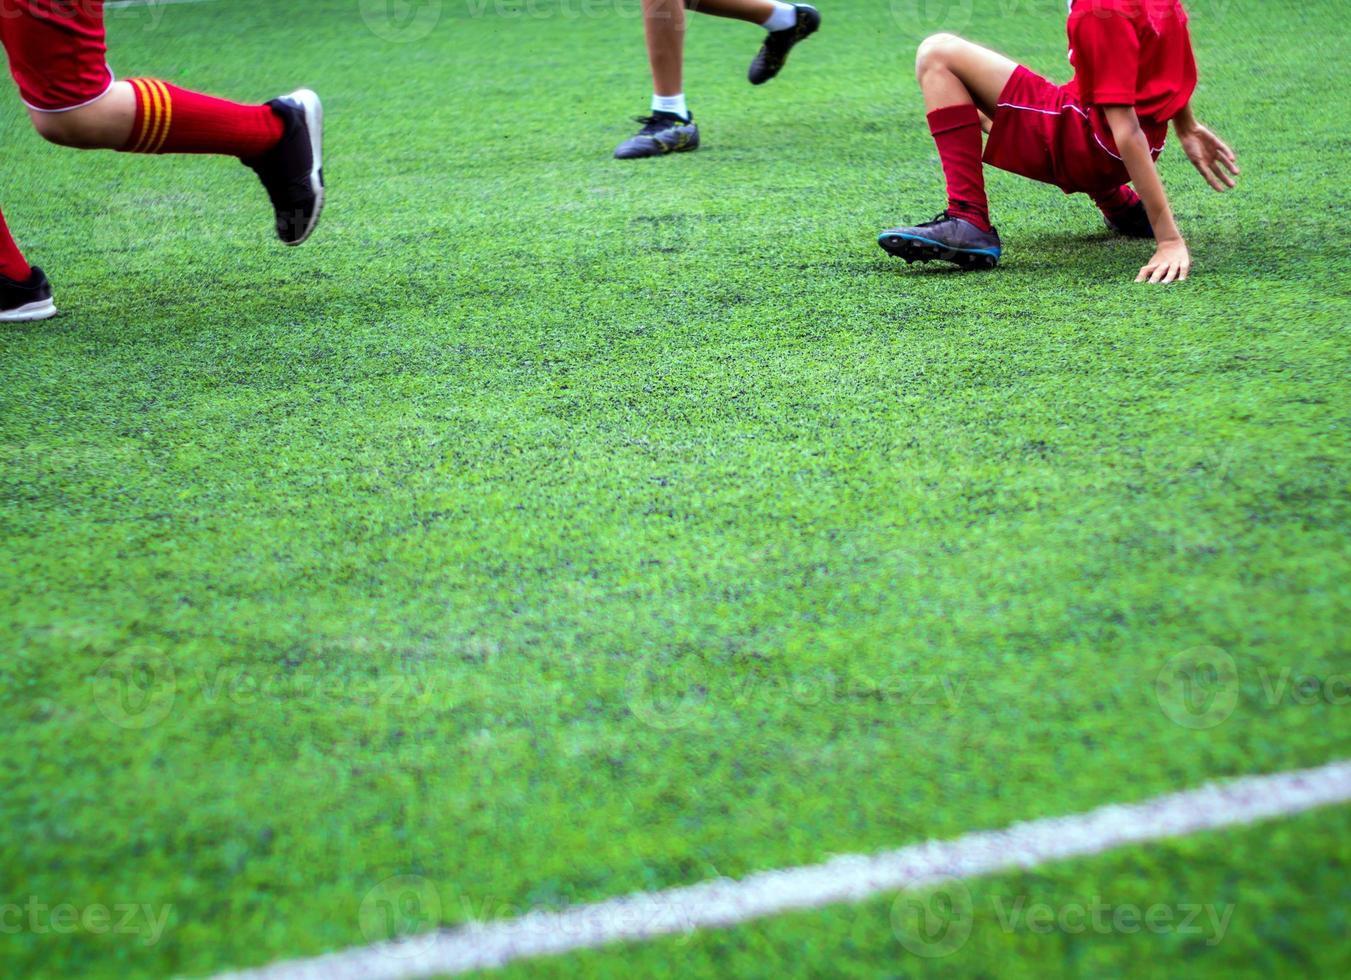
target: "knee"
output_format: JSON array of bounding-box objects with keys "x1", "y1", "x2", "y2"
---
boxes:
[
  {"x1": 30, "y1": 110, "x2": 101, "y2": 149},
  {"x1": 915, "y1": 33, "x2": 960, "y2": 78}
]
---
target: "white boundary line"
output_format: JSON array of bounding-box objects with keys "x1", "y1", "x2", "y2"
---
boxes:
[{"x1": 213, "y1": 759, "x2": 1351, "y2": 980}]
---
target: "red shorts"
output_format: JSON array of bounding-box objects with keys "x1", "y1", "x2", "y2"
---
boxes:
[
  {"x1": 0, "y1": 0, "x2": 112, "y2": 111},
  {"x1": 983, "y1": 66, "x2": 1166, "y2": 196}
]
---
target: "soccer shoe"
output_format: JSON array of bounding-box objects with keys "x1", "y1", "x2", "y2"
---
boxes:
[
  {"x1": 1104, "y1": 200, "x2": 1155, "y2": 239},
  {"x1": 0, "y1": 266, "x2": 56, "y2": 323},
  {"x1": 878, "y1": 212, "x2": 1002, "y2": 270},
  {"x1": 748, "y1": 4, "x2": 821, "y2": 85},
  {"x1": 614, "y1": 113, "x2": 700, "y2": 160},
  {"x1": 244, "y1": 88, "x2": 325, "y2": 245}
]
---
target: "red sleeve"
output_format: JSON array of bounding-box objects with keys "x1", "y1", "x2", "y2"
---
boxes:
[{"x1": 1069, "y1": 8, "x2": 1141, "y2": 106}]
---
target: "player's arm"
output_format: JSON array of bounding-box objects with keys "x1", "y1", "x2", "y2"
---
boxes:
[
  {"x1": 1172, "y1": 102, "x2": 1240, "y2": 192},
  {"x1": 1103, "y1": 104, "x2": 1189, "y2": 284}
]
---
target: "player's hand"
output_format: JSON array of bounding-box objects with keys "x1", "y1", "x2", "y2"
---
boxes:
[
  {"x1": 1137, "y1": 238, "x2": 1191, "y2": 284},
  {"x1": 1178, "y1": 124, "x2": 1239, "y2": 192}
]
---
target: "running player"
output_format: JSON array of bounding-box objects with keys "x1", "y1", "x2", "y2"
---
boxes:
[{"x1": 1, "y1": 0, "x2": 324, "y2": 321}]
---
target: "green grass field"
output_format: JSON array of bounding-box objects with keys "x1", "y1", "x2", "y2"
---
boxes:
[{"x1": 2, "y1": 0, "x2": 1349, "y2": 976}]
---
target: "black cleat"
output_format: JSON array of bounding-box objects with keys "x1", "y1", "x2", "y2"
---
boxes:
[
  {"x1": 0, "y1": 266, "x2": 56, "y2": 322},
  {"x1": 614, "y1": 112, "x2": 700, "y2": 159},
  {"x1": 244, "y1": 88, "x2": 325, "y2": 245},
  {"x1": 1103, "y1": 200, "x2": 1154, "y2": 239},
  {"x1": 748, "y1": 4, "x2": 821, "y2": 85},
  {"x1": 878, "y1": 212, "x2": 1003, "y2": 270}
]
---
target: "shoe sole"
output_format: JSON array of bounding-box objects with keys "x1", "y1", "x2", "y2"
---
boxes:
[
  {"x1": 749, "y1": 6, "x2": 821, "y2": 85},
  {"x1": 283, "y1": 88, "x2": 325, "y2": 246},
  {"x1": 0, "y1": 297, "x2": 57, "y2": 322},
  {"x1": 614, "y1": 134, "x2": 700, "y2": 160},
  {"x1": 878, "y1": 232, "x2": 1001, "y2": 271}
]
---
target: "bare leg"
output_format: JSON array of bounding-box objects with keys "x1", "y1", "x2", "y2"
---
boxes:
[
  {"x1": 643, "y1": 0, "x2": 687, "y2": 96},
  {"x1": 914, "y1": 33, "x2": 1018, "y2": 115},
  {"x1": 685, "y1": 0, "x2": 775, "y2": 25},
  {"x1": 26, "y1": 82, "x2": 137, "y2": 148}
]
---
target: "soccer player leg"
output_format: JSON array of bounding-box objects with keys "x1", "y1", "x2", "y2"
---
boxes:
[
  {"x1": 617, "y1": 0, "x2": 700, "y2": 159},
  {"x1": 0, "y1": 207, "x2": 55, "y2": 323},
  {"x1": 31, "y1": 80, "x2": 324, "y2": 247},
  {"x1": 878, "y1": 35, "x2": 1017, "y2": 270},
  {"x1": 679, "y1": 0, "x2": 820, "y2": 85},
  {"x1": 1093, "y1": 184, "x2": 1152, "y2": 238},
  {"x1": 6, "y1": 1, "x2": 322, "y2": 244}
]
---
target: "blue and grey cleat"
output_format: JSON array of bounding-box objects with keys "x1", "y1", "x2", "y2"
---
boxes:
[
  {"x1": 614, "y1": 113, "x2": 700, "y2": 160},
  {"x1": 878, "y1": 211, "x2": 1002, "y2": 270}
]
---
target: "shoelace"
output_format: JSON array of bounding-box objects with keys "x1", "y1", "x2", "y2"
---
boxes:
[
  {"x1": 633, "y1": 115, "x2": 687, "y2": 134},
  {"x1": 918, "y1": 210, "x2": 954, "y2": 228}
]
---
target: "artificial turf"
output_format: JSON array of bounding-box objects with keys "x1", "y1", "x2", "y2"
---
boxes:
[{"x1": 1, "y1": 0, "x2": 1348, "y2": 977}]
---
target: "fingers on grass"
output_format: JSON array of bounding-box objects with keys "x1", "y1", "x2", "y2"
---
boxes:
[{"x1": 1138, "y1": 261, "x2": 1186, "y2": 285}]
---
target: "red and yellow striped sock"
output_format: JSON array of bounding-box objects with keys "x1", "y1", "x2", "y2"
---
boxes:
[
  {"x1": 0, "y1": 207, "x2": 32, "y2": 283},
  {"x1": 121, "y1": 79, "x2": 284, "y2": 158}
]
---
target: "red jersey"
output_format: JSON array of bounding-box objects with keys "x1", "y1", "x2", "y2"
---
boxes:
[{"x1": 1065, "y1": 0, "x2": 1198, "y2": 155}]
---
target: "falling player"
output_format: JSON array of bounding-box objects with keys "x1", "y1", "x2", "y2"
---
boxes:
[{"x1": 878, "y1": 0, "x2": 1238, "y2": 283}]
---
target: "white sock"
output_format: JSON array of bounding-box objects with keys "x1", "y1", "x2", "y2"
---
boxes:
[
  {"x1": 651, "y1": 93, "x2": 689, "y2": 119},
  {"x1": 761, "y1": 1, "x2": 797, "y2": 32}
]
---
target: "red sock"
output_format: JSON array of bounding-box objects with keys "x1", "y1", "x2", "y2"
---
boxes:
[
  {"x1": 1092, "y1": 184, "x2": 1141, "y2": 218},
  {"x1": 927, "y1": 104, "x2": 992, "y2": 233},
  {"x1": 0, "y1": 207, "x2": 32, "y2": 282},
  {"x1": 121, "y1": 79, "x2": 284, "y2": 158}
]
